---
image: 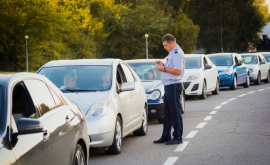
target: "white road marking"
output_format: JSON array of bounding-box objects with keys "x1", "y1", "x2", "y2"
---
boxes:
[
  {"x1": 237, "y1": 94, "x2": 246, "y2": 97},
  {"x1": 248, "y1": 91, "x2": 255, "y2": 94},
  {"x1": 174, "y1": 141, "x2": 189, "y2": 152},
  {"x1": 185, "y1": 131, "x2": 198, "y2": 138},
  {"x1": 210, "y1": 111, "x2": 217, "y2": 115},
  {"x1": 196, "y1": 122, "x2": 208, "y2": 128},
  {"x1": 257, "y1": 89, "x2": 265, "y2": 91},
  {"x1": 214, "y1": 106, "x2": 221, "y2": 109},
  {"x1": 221, "y1": 101, "x2": 228, "y2": 105},
  {"x1": 163, "y1": 157, "x2": 178, "y2": 165},
  {"x1": 229, "y1": 98, "x2": 237, "y2": 101},
  {"x1": 204, "y1": 116, "x2": 213, "y2": 121}
]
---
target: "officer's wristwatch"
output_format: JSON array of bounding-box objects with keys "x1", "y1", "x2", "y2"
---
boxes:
[{"x1": 163, "y1": 66, "x2": 166, "y2": 72}]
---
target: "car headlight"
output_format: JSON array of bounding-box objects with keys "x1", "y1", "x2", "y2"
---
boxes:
[
  {"x1": 147, "y1": 90, "x2": 161, "y2": 100},
  {"x1": 219, "y1": 70, "x2": 233, "y2": 75},
  {"x1": 187, "y1": 73, "x2": 201, "y2": 80},
  {"x1": 86, "y1": 100, "x2": 109, "y2": 118}
]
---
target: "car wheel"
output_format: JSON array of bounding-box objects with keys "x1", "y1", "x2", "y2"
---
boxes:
[
  {"x1": 230, "y1": 75, "x2": 237, "y2": 90},
  {"x1": 264, "y1": 71, "x2": 270, "y2": 83},
  {"x1": 199, "y1": 81, "x2": 206, "y2": 99},
  {"x1": 133, "y1": 106, "x2": 148, "y2": 136},
  {"x1": 243, "y1": 74, "x2": 250, "y2": 88},
  {"x1": 212, "y1": 78, "x2": 220, "y2": 95},
  {"x1": 158, "y1": 118, "x2": 164, "y2": 123},
  {"x1": 73, "y1": 144, "x2": 86, "y2": 165},
  {"x1": 255, "y1": 72, "x2": 261, "y2": 85},
  {"x1": 180, "y1": 91, "x2": 185, "y2": 114},
  {"x1": 105, "y1": 116, "x2": 122, "y2": 154}
]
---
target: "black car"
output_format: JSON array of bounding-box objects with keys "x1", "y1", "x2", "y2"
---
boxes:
[
  {"x1": 126, "y1": 59, "x2": 185, "y2": 123},
  {"x1": 0, "y1": 73, "x2": 89, "y2": 165}
]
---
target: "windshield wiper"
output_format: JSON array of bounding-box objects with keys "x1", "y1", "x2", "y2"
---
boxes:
[{"x1": 65, "y1": 89, "x2": 97, "y2": 92}]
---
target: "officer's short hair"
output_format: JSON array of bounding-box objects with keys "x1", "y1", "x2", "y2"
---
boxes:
[{"x1": 162, "y1": 34, "x2": 176, "y2": 43}]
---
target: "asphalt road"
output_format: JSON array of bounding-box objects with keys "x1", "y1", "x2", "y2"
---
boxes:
[{"x1": 89, "y1": 82, "x2": 270, "y2": 165}]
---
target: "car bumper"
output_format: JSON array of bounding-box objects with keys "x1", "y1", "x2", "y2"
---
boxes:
[
  {"x1": 147, "y1": 103, "x2": 163, "y2": 119},
  {"x1": 219, "y1": 74, "x2": 233, "y2": 86},
  {"x1": 183, "y1": 78, "x2": 203, "y2": 95},
  {"x1": 249, "y1": 72, "x2": 258, "y2": 81},
  {"x1": 87, "y1": 111, "x2": 116, "y2": 148}
]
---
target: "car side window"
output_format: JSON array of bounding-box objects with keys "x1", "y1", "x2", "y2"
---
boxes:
[
  {"x1": 237, "y1": 55, "x2": 244, "y2": 64},
  {"x1": 260, "y1": 55, "x2": 267, "y2": 62},
  {"x1": 258, "y1": 56, "x2": 262, "y2": 62},
  {"x1": 48, "y1": 87, "x2": 65, "y2": 107},
  {"x1": 117, "y1": 65, "x2": 126, "y2": 89},
  {"x1": 24, "y1": 80, "x2": 57, "y2": 117},
  {"x1": 206, "y1": 56, "x2": 213, "y2": 66},
  {"x1": 203, "y1": 57, "x2": 208, "y2": 67},
  {"x1": 120, "y1": 63, "x2": 135, "y2": 83}
]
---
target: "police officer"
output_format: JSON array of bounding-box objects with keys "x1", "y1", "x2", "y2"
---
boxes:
[{"x1": 153, "y1": 34, "x2": 185, "y2": 145}]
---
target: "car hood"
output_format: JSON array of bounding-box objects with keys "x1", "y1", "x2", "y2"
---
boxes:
[
  {"x1": 216, "y1": 66, "x2": 232, "y2": 72},
  {"x1": 63, "y1": 92, "x2": 109, "y2": 114},
  {"x1": 183, "y1": 69, "x2": 202, "y2": 81},
  {"x1": 141, "y1": 80, "x2": 163, "y2": 92},
  {"x1": 245, "y1": 64, "x2": 259, "y2": 69}
]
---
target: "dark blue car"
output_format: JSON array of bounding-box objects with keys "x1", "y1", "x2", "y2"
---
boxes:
[
  {"x1": 207, "y1": 53, "x2": 250, "y2": 89},
  {"x1": 126, "y1": 59, "x2": 185, "y2": 123}
]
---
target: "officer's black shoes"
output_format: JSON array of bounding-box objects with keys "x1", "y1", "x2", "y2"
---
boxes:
[
  {"x1": 165, "y1": 139, "x2": 183, "y2": 145},
  {"x1": 153, "y1": 138, "x2": 171, "y2": 143}
]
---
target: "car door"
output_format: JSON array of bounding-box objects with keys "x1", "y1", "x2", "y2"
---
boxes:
[
  {"x1": 23, "y1": 79, "x2": 77, "y2": 165},
  {"x1": 11, "y1": 81, "x2": 53, "y2": 165},
  {"x1": 259, "y1": 55, "x2": 268, "y2": 79},
  {"x1": 203, "y1": 56, "x2": 215, "y2": 91},
  {"x1": 234, "y1": 55, "x2": 244, "y2": 83}
]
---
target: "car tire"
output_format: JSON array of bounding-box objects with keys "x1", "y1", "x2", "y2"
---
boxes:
[
  {"x1": 230, "y1": 75, "x2": 237, "y2": 90},
  {"x1": 133, "y1": 106, "x2": 148, "y2": 136},
  {"x1": 243, "y1": 74, "x2": 250, "y2": 88},
  {"x1": 180, "y1": 91, "x2": 185, "y2": 114},
  {"x1": 73, "y1": 144, "x2": 86, "y2": 165},
  {"x1": 199, "y1": 81, "x2": 206, "y2": 99},
  {"x1": 158, "y1": 118, "x2": 164, "y2": 123},
  {"x1": 105, "y1": 116, "x2": 122, "y2": 155},
  {"x1": 264, "y1": 71, "x2": 270, "y2": 83},
  {"x1": 255, "y1": 72, "x2": 261, "y2": 85},
  {"x1": 212, "y1": 78, "x2": 220, "y2": 95}
]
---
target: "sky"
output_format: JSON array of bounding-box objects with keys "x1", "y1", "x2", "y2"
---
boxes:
[{"x1": 267, "y1": 0, "x2": 270, "y2": 12}]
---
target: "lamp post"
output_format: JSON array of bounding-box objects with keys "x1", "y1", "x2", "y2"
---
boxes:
[
  {"x1": 25, "y1": 35, "x2": 29, "y2": 72},
  {"x1": 145, "y1": 34, "x2": 149, "y2": 59}
]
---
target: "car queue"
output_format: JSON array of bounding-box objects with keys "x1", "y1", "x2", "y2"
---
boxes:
[{"x1": 0, "y1": 52, "x2": 269, "y2": 165}]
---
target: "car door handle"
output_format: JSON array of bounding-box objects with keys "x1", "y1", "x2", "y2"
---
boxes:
[
  {"x1": 66, "y1": 115, "x2": 70, "y2": 123},
  {"x1": 43, "y1": 130, "x2": 50, "y2": 141}
]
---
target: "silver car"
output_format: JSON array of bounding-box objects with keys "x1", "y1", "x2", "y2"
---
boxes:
[
  {"x1": 240, "y1": 53, "x2": 270, "y2": 85},
  {"x1": 258, "y1": 52, "x2": 270, "y2": 69},
  {"x1": 0, "y1": 73, "x2": 89, "y2": 165},
  {"x1": 37, "y1": 59, "x2": 148, "y2": 154}
]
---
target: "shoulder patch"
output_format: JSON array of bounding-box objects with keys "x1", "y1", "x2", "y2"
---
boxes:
[{"x1": 174, "y1": 49, "x2": 178, "y2": 54}]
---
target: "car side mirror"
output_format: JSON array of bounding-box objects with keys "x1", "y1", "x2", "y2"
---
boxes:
[
  {"x1": 16, "y1": 118, "x2": 44, "y2": 134},
  {"x1": 118, "y1": 82, "x2": 135, "y2": 93},
  {"x1": 205, "y1": 64, "x2": 212, "y2": 70},
  {"x1": 260, "y1": 61, "x2": 266, "y2": 65},
  {"x1": 236, "y1": 62, "x2": 242, "y2": 66}
]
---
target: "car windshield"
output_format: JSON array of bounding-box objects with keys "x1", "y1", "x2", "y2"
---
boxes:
[
  {"x1": 241, "y1": 55, "x2": 258, "y2": 64},
  {"x1": 185, "y1": 57, "x2": 201, "y2": 69},
  {"x1": 38, "y1": 66, "x2": 112, "y2": 92},
  {"x1": 127, "y1": 63, "x2": 161, "y2": 80},
  {"x1": 261, "y1": 54, "x2": 270, "y2": 62},
  {"x1": 208, "y1": 55, "x2": 233, "y2": 66}
]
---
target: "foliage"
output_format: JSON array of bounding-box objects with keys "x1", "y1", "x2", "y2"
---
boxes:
[{"x1": 183, "y1": 0, "x2": 270, "y2": 53}]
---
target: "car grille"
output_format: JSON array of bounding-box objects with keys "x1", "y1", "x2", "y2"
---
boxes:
[
  {"x1": 191, "y1": 84, "x2": 199, "y2": 91},
  {"x1": 183, "y1": 82, "x2": 191, "y2": 89}
]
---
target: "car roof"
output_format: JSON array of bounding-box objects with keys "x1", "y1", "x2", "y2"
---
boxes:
[
  {"x1": 185, "y1": 54, "x2": 205, "y2": 57},
  {"x1": 41, "y1": 59, "x2": 122, "y2": 67},
  {"x1": 207, "y1": 53, "x2": 236, "y2": 56},
  {"x1": 125, "y1": 59, "x2": 162, "y2": 63},
  {"x1": 0, "y1": 72, "x2": 47, "y2": 85},
  {"x1": 240, "y1": 53, "x2": 260, "y2": 56}
]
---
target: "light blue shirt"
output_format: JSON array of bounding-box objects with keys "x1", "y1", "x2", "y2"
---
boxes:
[{"x1": 161, "y1": 44, "x2": 185, "y2": 86}]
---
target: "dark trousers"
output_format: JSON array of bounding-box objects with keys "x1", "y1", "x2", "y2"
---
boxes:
[{"x1": 161, "y1": 83, "x2": 183, "y2": 141}]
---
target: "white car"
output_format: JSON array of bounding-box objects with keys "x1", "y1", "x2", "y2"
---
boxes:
[
  {"x1": 183, "y1": 54, "x2": 219, "y2": 99},
  {"x1": 37, "y1": 59, "x2": 148, "y2": 154},
  {"x1": 240, "y1": 53, "x2": 270, "y2": 85},
  {"x1": 258, "y1": 52, "x2": 270, "y2": 69}
]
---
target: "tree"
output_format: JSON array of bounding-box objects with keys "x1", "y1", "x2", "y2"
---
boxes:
[{"x1": 183, "y1": 0, "x2": 270, "y2": 53}]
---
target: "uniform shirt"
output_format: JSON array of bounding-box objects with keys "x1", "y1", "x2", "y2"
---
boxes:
[{"x1": 161, "y1": 44, "x2": 185, "y2": 86}]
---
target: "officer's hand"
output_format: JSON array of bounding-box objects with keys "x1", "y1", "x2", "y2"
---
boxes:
[{"x1": 154, "y1": 60, "x2": 163, "y2": 66}]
